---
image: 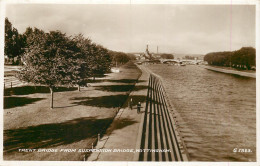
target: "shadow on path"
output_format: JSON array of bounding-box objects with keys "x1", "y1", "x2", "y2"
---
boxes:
[
  {"x1": 4, "y1": 86, "x2": 77, "y2": 96},
  {"x1": 89, "y1": 79, "x2": 146, "y2": 84},
  {"x1": 4, "y1": 116, "x2": 137, "y2": 154},
  {"x1": 94, "y1": 85, "x2": 147, "y2": 92},
  {"x1": 94, "y1": 85, "x2": 135, "y2": 92},
  {"x1": 109, "y1": 79, "x2": 145, "y2": 84},
  {"x1": 4, "y1": 97, "x2": 44, "y2": 109},
  {"x1": 71, "y1": 95, "x2": 129, "y2": 108},
  {"x1": 71, "y1": 94, "x2": 147, "y2": 109}
]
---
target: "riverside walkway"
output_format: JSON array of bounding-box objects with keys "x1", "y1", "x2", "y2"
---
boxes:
[{"x1": 88, "y1": 65, "x2": 188, "y2": 161}]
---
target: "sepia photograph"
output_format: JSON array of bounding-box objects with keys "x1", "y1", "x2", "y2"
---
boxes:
[{"x1": 0, "y1": 0, "x2": 258, "y2": 165}]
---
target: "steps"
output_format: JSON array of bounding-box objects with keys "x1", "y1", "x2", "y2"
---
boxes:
[{"x1": 138, "y1": 74, "x2": 187, "y2": 161}]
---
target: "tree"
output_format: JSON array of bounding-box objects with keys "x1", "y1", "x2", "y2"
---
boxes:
[
  {"x1": 109, "y1": 51, "x2": 132, "y2": 66},
  {"x1": 90, "y1": 44, "x2": 112, "y2": 80},
  {"x1": 184, "y1": 55, "x2": 195, "y2": 60},
  {"x1": 23, "y1": 27, "x2": 33, "y2": 47},
  {"x1": 5, "y1": 18, "x2": 26, "y2": 64},
  {"x1": 5, "y1": 18, "x2": 13, "y2": 59},
  {"x1": 204, "y1": 47, "x2": 255, "y2": 70},
  {"x1": 161, "y1": 53, "x2": 174, "y2": 59},
  {"x1": 233, "y1": 47, "x2": 255, "y2": 70},
  {"x1": 18, "y1": 30, "x2": 76, "y2": 109},
  {"x1": 70, "y1": 34, "x2": 93, "y2": 91}
]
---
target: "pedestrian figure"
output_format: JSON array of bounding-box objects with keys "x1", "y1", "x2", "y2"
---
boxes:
[
  {"x1": 129, "y1": 98, "x2": 133, "y2": 110},
  {"x1": 137, "y1": 102, "x2": 141, "y2": 114}
]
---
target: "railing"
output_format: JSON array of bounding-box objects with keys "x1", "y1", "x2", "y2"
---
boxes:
[{"x1": 138, "y1": 74, "x2": 189, "y2": 161}]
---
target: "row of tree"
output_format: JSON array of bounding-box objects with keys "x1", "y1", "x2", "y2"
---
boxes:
[
  {"x1": 204, "y1": 47, "x2": 256, "y2": 70},
  {"x1": 5, "y1": 17, "x2": 132, "y2": 108},
  {"x1": 184, "y1": 55, "x2": 195, "y2": 60},
  {"x1": 19, "y1": 29, "x2": 112, "y2": 108},
  {"x1": 160, "y1": 53, "x2": 174, "y2": 59},
  {"x1": 109, "y1": 50, "x2": 136, "y2": 66},
  {"x1": 5, "y1": 18, "x2": 133, "y2": 66}
]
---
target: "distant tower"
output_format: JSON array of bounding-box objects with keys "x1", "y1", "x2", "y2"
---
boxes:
[
  {"x1": 157, "y1": 46, "x2": 158, "y2": 54},
  {"x1": 145, "y1": 44, "x2": 152, "y2": 60}
]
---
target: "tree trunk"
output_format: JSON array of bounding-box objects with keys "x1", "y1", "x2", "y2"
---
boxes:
[
  {"x1": 49, "y1": 87, "x2": 54, "y2": 109},
  {"x1": 78, "y1": 84, "x2": 80, "y2": 91},
  {"x1": 11, "y1": 58, "x2": 14, "y2": 65}
]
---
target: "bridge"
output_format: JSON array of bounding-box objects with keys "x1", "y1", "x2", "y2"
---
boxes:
[
  {"x1": 137, "y1": 59, "x2": 205, "y2": 65},
  {"x1": 160, "y1": 59, "x2": 204, "y2": 64}
]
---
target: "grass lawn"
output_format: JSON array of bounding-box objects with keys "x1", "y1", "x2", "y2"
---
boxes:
[{"x1": 3, "y1": 61, "x2": 142, "y2": 161}]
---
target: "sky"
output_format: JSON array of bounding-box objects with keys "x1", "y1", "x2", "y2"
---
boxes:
[{"x1": 5, "y1": 4, "x2": 255, "y2": 55}]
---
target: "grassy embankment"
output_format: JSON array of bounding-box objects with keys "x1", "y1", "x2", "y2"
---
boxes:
[
  {"x1": 206, "y1": 65, "x2": 255, "y2": 73},
  {"x1": 3, "y1": 61, "x2": 143, "y2": 161}
]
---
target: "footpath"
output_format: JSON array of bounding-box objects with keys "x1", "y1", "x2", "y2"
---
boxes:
[
  {"x1": 88, "y1": 64, "x2": 188, "y2": 161},
  {"x1": 87, "y1": 65, "x2": 149, "y2": 161}
]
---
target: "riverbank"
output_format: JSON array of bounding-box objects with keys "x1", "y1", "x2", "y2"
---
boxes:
[
  {"x1": 3, "y1": 62, "x2": 141, "y2": 161},
  {"x1": 201, "y1": 65, "x2": 256, "y2": 78}
]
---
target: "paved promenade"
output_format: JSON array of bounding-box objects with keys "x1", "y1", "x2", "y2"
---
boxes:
[
  {"x1": 88, "y1": 64, "x2": 188, "y2": 161},
  {"x1": 88, "y1": 65, "x2": 149, "y2": 161}
]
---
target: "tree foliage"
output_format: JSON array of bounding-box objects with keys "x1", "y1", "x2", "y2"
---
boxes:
[
  {"x1": 184, "y1": 55, "x2": 195, "y2": 60},
  {"x1": 204, "y1": 47, "x2": 255, "y2": 70},
  {"x1": 18, "y1": 30, "x2": 77, "y2": 108},
  {"x1": 161, "y1": 53, "x2": 174, "y2": 59},
  {"x1": 4, "y1": 17, "x2": 129, "y2": 108},
  {"x1": 5, "y1": 18, "x2": 26, "y2": 64},
  {"x1": 19, "y1": 30, "x2": 73, "y2": 86},
  {"x1": 90, "y1": 44, "x2": 112, "y2": 79},
  {"x1": 17, "y1": 27, "x2": 113, "y2": 108},
  {"x1": 70, "y1": 34, "x2": 93, "y2": 90},
  {"x1": 109, "y1": 51, "x2": 134, "y2": 66}
]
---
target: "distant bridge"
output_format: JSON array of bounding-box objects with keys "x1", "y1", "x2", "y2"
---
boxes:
[
  {"x1": 136, "y1": 59, "x2": 204, "y2": 65},
  {"x1": 160, "y1": 59, "x2": 204, "y2": 64},
  {"x1": 136, "y1": 58, "x2": 206, "y2": 65}
]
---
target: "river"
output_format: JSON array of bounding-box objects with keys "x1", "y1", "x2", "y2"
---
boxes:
[{"x1": 145, "y1": 64, "x2": 256, "y2": 162}]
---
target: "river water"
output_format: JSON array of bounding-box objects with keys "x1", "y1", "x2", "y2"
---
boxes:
[{"x1": 146, "y1": 64, "x2": 256, "y2": 162}]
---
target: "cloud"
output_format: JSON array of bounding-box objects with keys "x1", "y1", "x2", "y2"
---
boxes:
[{"x1": 6, "y1": 4, "x2": 255, "y2": 54}]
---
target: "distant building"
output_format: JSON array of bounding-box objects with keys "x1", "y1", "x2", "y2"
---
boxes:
[
  {"x1": 139, "y1": 54, "x2": 146, "y2": 60},
  {"x1": 144, "y1": 45, "x2": 152, "y2": 59}
]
